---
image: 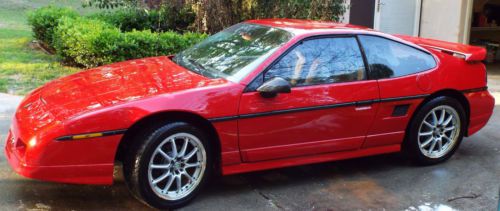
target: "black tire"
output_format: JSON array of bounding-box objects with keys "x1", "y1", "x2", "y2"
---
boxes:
[
  {"x1": 404, "y1": 96, "x2": 466, "y2": 165},
  {"x1": 123, "y1": 122, "x2": 213, "y2": 209}
]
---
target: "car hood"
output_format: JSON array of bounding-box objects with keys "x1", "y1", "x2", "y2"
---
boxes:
[{"x1": 20, "y1": 56, "x2": 229, "y2": 121}]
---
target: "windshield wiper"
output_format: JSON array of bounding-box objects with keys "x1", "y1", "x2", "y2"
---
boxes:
[
  {"x1": 187, "y1": 59, "x2": 220, "y2": 78},
  {"x1": 188, "y1": 59, "x2": 206, "y2": 73}
]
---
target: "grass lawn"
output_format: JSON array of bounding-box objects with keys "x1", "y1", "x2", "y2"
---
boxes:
[{"x1": 0, "y1": 0, "x2": 98, "y2": 95}]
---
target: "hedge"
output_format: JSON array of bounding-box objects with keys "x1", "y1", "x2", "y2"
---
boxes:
[
  {"x1": 89, "y1": 9, "x2": 159, "y2": 32},
  {"x1": 29, "y1": 6, "x2": 206, "y2": 68},
  {"x1": 52, "y1": 17, "x2": 207, "y2": 68},
  {"x1": 88, "y1": 7, "x2": 195, "y2": 33},
  {"x1": 53, "y1": 17, "x2": 122, "y2": 67},
  {"x1": 27, "y1": 6, "x2": 79, "y2": 48}
]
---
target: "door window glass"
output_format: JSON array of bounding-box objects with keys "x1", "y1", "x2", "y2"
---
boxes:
[{"x1": 265, "y1": 37, "x2": 366, "y2": 87}]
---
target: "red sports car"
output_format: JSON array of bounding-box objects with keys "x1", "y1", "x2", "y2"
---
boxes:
[{"x1": 5, "y1": 19, "x2": 495, "y2": 209}]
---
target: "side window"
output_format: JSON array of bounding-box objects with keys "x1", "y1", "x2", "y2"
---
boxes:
[
  {"x1": 264, "y1": 37, "x2": 366, "y2": 87},
  {"x1": 358, "y1": 35, "x2": 436, "y2": 79}
]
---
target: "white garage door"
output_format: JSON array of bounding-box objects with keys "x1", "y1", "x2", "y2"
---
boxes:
[{"x1": 374, "y1": 0, "x2": 422, "y2": 36}]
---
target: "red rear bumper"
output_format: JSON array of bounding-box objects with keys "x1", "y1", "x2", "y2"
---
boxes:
[{"x1": 466, "y1": 90, "x2": 495, "y2": 136}]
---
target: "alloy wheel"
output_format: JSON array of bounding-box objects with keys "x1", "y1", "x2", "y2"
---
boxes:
[
  {"x1": 147, "y1": 132, "x2": 206, "y2": 200},
  {"x1": 417, "y1": 105, "x2": 461, "y2": 158}
]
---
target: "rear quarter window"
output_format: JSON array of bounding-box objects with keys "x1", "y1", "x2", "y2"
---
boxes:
[{"x1": 358, "y1": 35, "x2": 436, "y2": 79}]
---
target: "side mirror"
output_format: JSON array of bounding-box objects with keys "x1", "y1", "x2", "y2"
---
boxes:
[{"x1": 256, "y1": 77, "x2": 291, "y2": 98}]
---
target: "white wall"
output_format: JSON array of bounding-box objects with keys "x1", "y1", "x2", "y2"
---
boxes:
[
  {"x1": 374, "y1": 0, "x2": 421, "y2": 36},
  {"x1": 340, "y1": 0, "x2": 351, "y2": 24},
  {"x1": 419, "y1": 0, "x2": 471, "y2": 43}
]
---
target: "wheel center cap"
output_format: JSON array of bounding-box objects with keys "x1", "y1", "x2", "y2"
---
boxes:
[{"x1": 173, "y1": 162, "x2": 181, "y2": 170}]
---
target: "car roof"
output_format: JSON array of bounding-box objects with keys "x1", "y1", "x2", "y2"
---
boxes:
[
  {"x1": 245, "y1": 19, "x2": 372, "y2": 34},
  {"x1": 244, "y1": 18, "x2": 433, "y2": 62}
]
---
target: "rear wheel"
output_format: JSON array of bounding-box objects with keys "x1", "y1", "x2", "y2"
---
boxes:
[
  {"x1": 405, "y1": 96, "x2": 465, "y2": 165},
  {"x1": 123, "y1": 122, "x2": 212, "y2": 209}
]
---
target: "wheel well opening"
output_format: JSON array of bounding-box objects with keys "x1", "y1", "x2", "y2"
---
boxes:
[
  {"x1": 115, "y1": 111, "x2": 222, "y2": 172},
  {"x1": 411, "y1": 89, "x2": 470, "y2": 136}
]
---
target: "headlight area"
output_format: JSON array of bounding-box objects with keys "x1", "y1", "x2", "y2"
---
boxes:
[
  {"x1": 28, "y1": 137, "x2": 37, "y2": 148},
  {"x1": 4, "y1": 129, "x2": 127, "y2": 185}
]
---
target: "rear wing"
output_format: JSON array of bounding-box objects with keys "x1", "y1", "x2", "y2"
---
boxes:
[{"x1": 395, "y1": 35, "x2": 487, "y2": 62}]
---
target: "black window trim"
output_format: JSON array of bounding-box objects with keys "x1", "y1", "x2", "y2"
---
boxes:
[
  {"x1": 355, "y1": 35, "x2": 372, "y2": 80},
  {"x1": 243, "y1": 34, "x2": 371, "y2": 92},
  {"x1": 356, "y1": 34, "x2": 438, "y2": 80}
]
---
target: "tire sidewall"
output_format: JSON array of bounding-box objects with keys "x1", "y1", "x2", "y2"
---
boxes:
[
  {"x1": 132, "y1": 122, "x2": 213, "y2": 209},
  {"x1": 405, "y1": 96, "x2": 466, "y2": 165}
]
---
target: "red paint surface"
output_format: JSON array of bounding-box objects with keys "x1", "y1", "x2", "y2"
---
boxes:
[
  {"x1": 5, "y1": 19, "x2": 495, "y2": 185},
  {"x1": 238, "y1": 80, "x2": 379, "y2": 161}
]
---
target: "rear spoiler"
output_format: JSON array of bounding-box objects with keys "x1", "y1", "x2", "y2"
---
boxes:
[{"x1": 395, "y1": 35, "x2": 487, "y2": 62}]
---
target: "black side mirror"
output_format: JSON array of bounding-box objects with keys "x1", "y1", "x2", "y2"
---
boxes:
[{"x1": 256, "y1": 77, "x2": 291, "y2": 98}]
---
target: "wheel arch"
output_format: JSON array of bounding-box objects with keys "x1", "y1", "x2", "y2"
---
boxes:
[
  {"x1": 410, "y1": 89, "x2": 470, "y2": 137},
  {"x1": 115, "y1": 111, "x2": 222, "y2": 173}
]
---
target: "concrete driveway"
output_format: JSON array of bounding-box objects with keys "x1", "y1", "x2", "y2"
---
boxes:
[{"x1": 0, "y1": 91, "x2": 499, "y2": 210}]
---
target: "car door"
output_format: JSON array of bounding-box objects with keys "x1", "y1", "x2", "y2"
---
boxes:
[
  {"x1": 237, "y1": 36, "x2": 380, "y2": 162},
  {"x1": 357, "y1": 35, "x2": 438, "y2": 148}
]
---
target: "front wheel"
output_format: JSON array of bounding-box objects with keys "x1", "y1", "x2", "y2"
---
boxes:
[
  {"x1": 123, "y1": 122, "x2": 212, "y2": 209},
  {"x1": 405, "y1": 96, "x2": 465, "y2": 165}
]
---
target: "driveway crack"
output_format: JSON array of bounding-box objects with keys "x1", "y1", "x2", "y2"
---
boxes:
[
  {"x1": 447, "y1": 193, "x2": 481, "y2": 202},
  {"x1": 254, "y1": 188, "x2": 284, "y2": 210}
]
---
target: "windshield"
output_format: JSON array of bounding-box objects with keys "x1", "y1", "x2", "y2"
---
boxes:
[{"x1": 173, "y1": 23, "x2": 292, "y2": 82}]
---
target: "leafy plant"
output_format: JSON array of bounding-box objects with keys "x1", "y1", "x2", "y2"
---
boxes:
[
  {"x1": 53, "y1": 17, "x2": 122, "y2": 67},
  {"x1": 89, "y1": 6, "x2": 195, "y2": 33},
  {"x1": 81, "y1": 0, "x2": 138, "y2": 9},
  {"x1": 81, "y1": 0, "x2": 347, "y2": 33},
  {"x1": 51, "y1": 16, "x2": 206, "y2": 68},
  {"x1": 119, "y1": 30, "x2": 160, "y2": 59},
  {"x1": 119, "y1": 30, "x2": 206, "y2": 64},
  {"x1": 27, "y1": 6, "x2": 79, "y2": 48},
  {"x1": 88, "y1": 9, "x2": 153, "y2": 32}
]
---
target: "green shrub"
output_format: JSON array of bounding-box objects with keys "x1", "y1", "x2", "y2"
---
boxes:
[
  {"x1": 158, "y1": 32, "x2": 207, "y2": 53},
  {"x1": 27, "y1": 6, "x2": 79, "y2": 47},
  {"x1": 88, "y1": 7, "x2": 195, "y2": 33},
  {"x1": 28, "y1": 6, "x2": 206, "y2": 68},
  {"x1": 157, "y1": 32, "x2": 187, "y2": 54},
  {"x1": 180, "y1": 32, "x2": 208, "y2": 47},
  {"x1": 53, "y1": 17, "x2": 206, "y2": 68},
  {"x1": 119, "y1": 30, "x2": 207, "y2": 61},
  {"x1": 119, "y1": 30, "x2": 160, "y2": 59},
  {"x1": 89, "y1": 9, "x2": 154, "y2": 32},
  {"x1": 53, "y1": 17, "x2": 122, "y2": 67}
]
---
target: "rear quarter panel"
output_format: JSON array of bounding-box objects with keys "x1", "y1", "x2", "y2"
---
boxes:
[
  {"x1": 428, "y1": 49, "x2": 493, "y2": 136},
  {"x1": 365, "y1": 48, "x2": 491, "y2": 147}
]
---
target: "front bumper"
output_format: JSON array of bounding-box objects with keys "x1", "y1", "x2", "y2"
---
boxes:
[{"x1": 4, "y1": 129, "x2": 121, "y2": 185}]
